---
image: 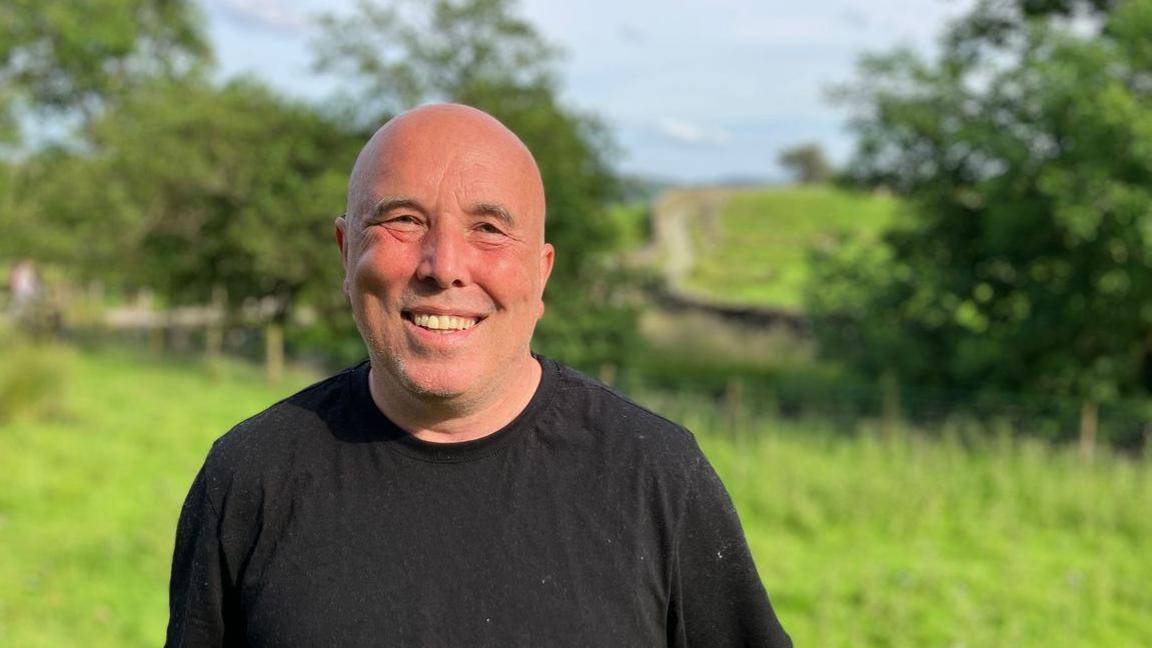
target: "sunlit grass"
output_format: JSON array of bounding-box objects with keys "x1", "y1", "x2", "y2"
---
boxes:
[
  {"x1": 0, "y1": 348, "x2": 319, "y2": 647},
  {"x1": 660, "y1": 401, "x2": 1152, "y2": 648},
  {"x1": 2, "y1": 347, "x2": 1148, "y2": 646},
  {"x1": 683, "y1": 186, "x2": 899, "y2": 308}
]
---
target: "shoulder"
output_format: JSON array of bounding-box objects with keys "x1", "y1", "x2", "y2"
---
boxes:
[
  {"x1": 541, "y1": 358, "x2": 704, "y2": 465},
  {"x1": 215, "y1": 362, "x2": 360, "y2": 453},
  {"x1": 539, "y1": 358, "x2": 735, "y2": 522},
  {"x1": 199, "y1": 362, "x2": 364, "y2": 497}
]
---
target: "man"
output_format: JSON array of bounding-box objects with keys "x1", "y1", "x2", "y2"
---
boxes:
[{"x1": 166, "y1": 104, "x2": 791, "y2": 647}]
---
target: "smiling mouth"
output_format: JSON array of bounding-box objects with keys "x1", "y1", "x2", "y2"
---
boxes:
[{"x1": 403, "y1": 311, "x2": 482, "y2": 332}]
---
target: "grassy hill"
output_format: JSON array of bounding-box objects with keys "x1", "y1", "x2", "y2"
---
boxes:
[
  {"x1": 676, "y1": 186, "x2": 900, "y2": 309},
  {"x1": 2, "y1": 344, "x2": 1149, "y2": 646}
]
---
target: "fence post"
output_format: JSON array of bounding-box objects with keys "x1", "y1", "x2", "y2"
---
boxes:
[
  {"x1": 86, "y1": 280, "x2": 105, "y2": 329},
  {"x1": 881, "y1": 370, "x2": 902, "y2": 441},
  {"x1": 149, "y1": 314, "x2": 165, "y2": 356},
  {"x1": 206, "y1": 285, "x2": 226, "y2": 360},
  {"x1": 265, "y1": 321, "x2": 284, "y2": 385},
  {"x1": 725, "y1": 377, "x2": 744, "y2": 436},
  {"x1": 1079, "y1": 399, "x2": 1097, "y2": 459},
  {"x1": 599, "y1": 363, "x2": 616, "y2": 387}
]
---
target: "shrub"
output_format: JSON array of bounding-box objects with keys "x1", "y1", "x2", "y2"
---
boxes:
[{"x1": 0, "y1": 325, "x2": 72, "y2": 422}]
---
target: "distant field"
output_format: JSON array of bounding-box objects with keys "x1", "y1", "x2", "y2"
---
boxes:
[
  {"x1": 679, "y1": 186, "x2": 900, "y2": 309},
  {"x1": 2, "y1": 347, "x2": 1149, "y2": 646}
]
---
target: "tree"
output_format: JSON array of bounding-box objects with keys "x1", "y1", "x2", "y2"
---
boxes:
[
  {"x1": 0, "y1": 0, "x2": 209, "y2": 129},
  {"x1": 778, "y1": 143, "x2": 833, "y2": 184},
  {"x1": 0, "y1": 0, "x2": 213, "y2": 303},
  {"x1": 16, "y1": 79, "x2": 364, "y2": 379},
  {"x1": 313, "y1": 0, "x2": 637, "y2": 370},
  {"x1": 810, "y1": 0, "x2": 1152, "y2": 450},
  {"x1": 313, "y1": 0, "x2": 559, "y2": 124}
]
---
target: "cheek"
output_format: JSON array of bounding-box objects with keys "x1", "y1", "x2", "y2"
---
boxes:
[
  {"x1": 476, "y1": 253, "x2": 546, "y2": 303},
  {"x1": 352, "y1": 244, "x2": 416, "y2": 295}
]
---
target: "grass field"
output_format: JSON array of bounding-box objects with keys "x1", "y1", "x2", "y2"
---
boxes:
[
  {"x1": 682, "y1": 186, "x2": 900, "y2": 309},
  {"x1": 658, "y1": 392, "x2": 1152, "y2": 647},
  {"x1": 2, "y1": 346, "x2": 1149, "y2": 646},
  {"x1": 0, "y1": 346, "x2": 320, "y2": 647}
]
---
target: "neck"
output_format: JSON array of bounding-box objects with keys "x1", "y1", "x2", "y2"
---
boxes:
[{"x1": 367, "y1": 355, "x2": 543, "y2": 443}]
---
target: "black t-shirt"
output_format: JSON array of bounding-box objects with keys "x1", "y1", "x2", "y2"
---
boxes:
[{"x1": 166, "y1": 357, "x2": 791, "y2": 647}]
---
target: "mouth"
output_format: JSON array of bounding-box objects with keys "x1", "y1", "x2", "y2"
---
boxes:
[{"x1": 402, "y1": 310, "x2": 483, "y2": 333}]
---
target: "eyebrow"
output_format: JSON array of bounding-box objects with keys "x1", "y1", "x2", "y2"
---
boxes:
[
  {"x1": 469, "y1": 202, "x2": 516, "y2": 228},
  {"x1": 362, "y1": 196, "x2": 517, "y2": 228},
  {"x1": 367, "y1": 196, "x2": 424, "y2": 221}
]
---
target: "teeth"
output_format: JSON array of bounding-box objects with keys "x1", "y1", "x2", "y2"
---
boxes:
[{"x1": 411, "y1": 313, "x2": 478, "y2": 331}]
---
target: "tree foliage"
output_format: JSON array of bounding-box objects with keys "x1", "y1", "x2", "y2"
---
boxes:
[
  {"x1": 16, "y1": 79, "x2": 362, "y2": 330},
  {"x1": 3, "y1": 0, "x2": 637, "y2": 371},
  {"x1": 778, "y1": 143, "x2": 833, "y2": 184},
  {"x1": 313, "y1": 0, "x2": 559, "y2": 124},
  {"x1": 810, "y1": 0, "x2": 1152, "y2": 425},
  {"x1": 0, "y1": 0, "x2": 209, "y2": 127},
  {"x1": 314, "y1": 0, "x2": 637, "y2": 369},
  {"x1": 0, "y1": 0, "x2": 216, "y2": 290}
]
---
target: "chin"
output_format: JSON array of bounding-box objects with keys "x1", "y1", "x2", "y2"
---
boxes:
[{"x1": 388, "y1": 355, "x2": 478, "y2": 401}]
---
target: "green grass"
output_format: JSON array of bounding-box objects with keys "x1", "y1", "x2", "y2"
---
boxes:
[
  {"x1": 653, "y1": 392, "x2": 1151, "y2": 648},
  {"x1": 2, "y1": 347, "x2": 1149, "y2": 646},
  {"x1": 682, "y1": 186, "x2": 900, "y2": 308},
  {"x1": 606, "y1": 200, "x2": 651, "y2": 251},
  {"x1": 0, "y1": 347, "x2": 319, "y2": 647}
]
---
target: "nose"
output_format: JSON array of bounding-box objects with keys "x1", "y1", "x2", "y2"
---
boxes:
[{"x1": 416, "y1": 223, "x2": 470, "y2": 288}]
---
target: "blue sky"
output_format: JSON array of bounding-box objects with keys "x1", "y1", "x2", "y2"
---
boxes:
[{"x1": 199, "y1": 0, "x2": 974, "y2": 183}]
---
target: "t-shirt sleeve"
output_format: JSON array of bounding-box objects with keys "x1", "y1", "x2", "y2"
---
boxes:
[
  {"x1": 165, "y1": 461, "x2": 240, "y2": 647},
  {"x1": 666, "y1": 439, "x2": 792, "y2": 648}
]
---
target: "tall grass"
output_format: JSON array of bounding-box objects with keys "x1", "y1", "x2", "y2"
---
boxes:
[
  {"x1": 1, "y1": 347, "x2": 1148, "y2": 646},
  {"x1": 656, "y1": 397, "x2": 1152, "y2": 647},
  {"x1": 0, "y1": 347, "x2": 318, "y2": 647},
  {"x1": 0, "y1": 327, "x2": 74, "y2": 422}
]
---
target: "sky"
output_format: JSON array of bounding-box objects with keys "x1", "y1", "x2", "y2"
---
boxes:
[{"x1": 198, "y1": 0, "x2": 975, "y2": 184}]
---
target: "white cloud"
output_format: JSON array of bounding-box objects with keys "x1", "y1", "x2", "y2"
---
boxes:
[
  {"x1": 217, "y1": 0, "x2": 305, "y2": 31},
  {"x1": 655, "y1": 118, "x2": 733, "y2": 147},
  {"x1": 203, "y1": 0, "x2": 980, "y2": 180}
]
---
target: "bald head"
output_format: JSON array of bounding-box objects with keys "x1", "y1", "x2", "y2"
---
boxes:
[
  {"x1": 335, "y1": 103, "x2": 557, "y2": 426},
  {"x1": 346, "y1": 104, "x2": 546, "y2": 237}
]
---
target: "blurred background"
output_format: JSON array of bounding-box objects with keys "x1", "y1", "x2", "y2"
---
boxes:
[{"x1": 2, "y1": 0, "x2": 1150, "y2": 645}]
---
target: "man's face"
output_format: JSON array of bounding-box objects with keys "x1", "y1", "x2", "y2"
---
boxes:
[{"x1": 337, "y1": 110, "x2": 554, "y2": 403}]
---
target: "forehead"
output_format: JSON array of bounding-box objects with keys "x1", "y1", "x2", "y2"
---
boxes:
[
  {"x1": 352, "y1": 116, "x2": 545, "y2": 223},
  {"x1": 374, "y1": 136, "x2": 506, "y2": 194}
]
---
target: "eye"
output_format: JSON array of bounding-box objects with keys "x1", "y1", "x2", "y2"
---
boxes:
[
  {"x1": 474, "y1": 222, "x2": 505, "y2": 235},
  {"x1": 382, "y1": 214, "x2": 424, "y2": 231}
]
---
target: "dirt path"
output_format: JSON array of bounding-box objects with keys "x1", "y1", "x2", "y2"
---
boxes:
[{"x1": 650, "y1": 188, "x2": 731, "y2": 290}]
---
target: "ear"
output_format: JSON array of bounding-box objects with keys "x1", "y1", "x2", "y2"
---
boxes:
[
  {"x1": 537, "y1": 242, "x2": 555, "y2": 318},
  {"x1": 335, "y1": 214, "x2": 351, "y2": 298},
  {"x1": 540, "y1": 242, "x2": 555, "y2": 285}
]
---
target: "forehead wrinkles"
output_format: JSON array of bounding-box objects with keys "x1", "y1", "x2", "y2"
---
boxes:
[
  {"x1": 348, "y1": 115, "x2": 545, "y2": 228},
  {"x1": 371, "y1": 147, "x2": 538, "y2": 223}
]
